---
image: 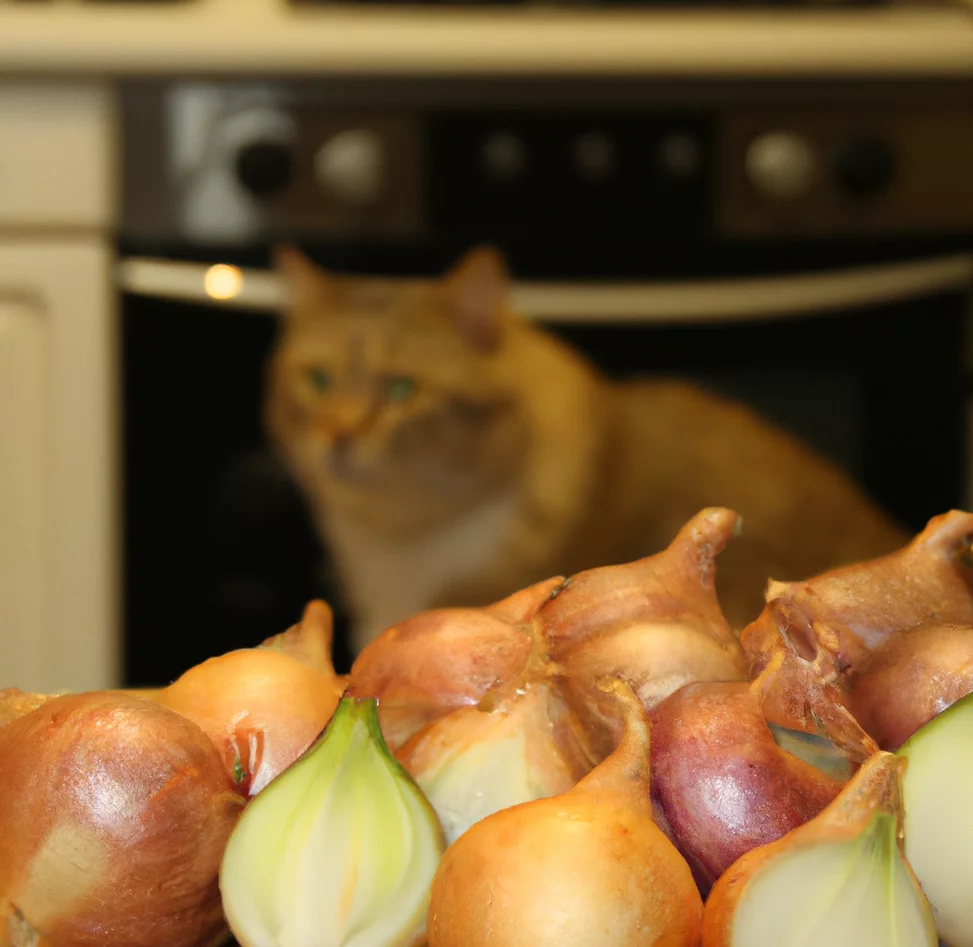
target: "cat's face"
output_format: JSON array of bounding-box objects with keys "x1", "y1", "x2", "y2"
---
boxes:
[{"x1": 266, "y1": 247, "x2": 528, "y2": 524}]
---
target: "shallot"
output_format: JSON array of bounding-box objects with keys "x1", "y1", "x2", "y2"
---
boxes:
[{"x1": 647, "y1": 665, "x2": 848, "y2": 893}]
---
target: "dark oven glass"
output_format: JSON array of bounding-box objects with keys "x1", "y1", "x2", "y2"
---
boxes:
[{"x1": 120, "y1": 281, "x2": 968, "y2": 687}]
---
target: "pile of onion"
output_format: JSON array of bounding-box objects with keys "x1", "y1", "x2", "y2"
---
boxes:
[
  {"x1": 348, "y1": 504, "x2": 893, "y2": 891},
  {"x1": 349, "y1": 506, "x2": 751, "y2": 841},
  {"x1": 5, "y1": 505, "x2": 973, "y2": 947},
  {"x1": 344, "y1": 505, "x2": 973, "y2": 946}
]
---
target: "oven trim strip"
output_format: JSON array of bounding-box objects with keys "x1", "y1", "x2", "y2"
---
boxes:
[{"x1": 118, "y1": 252, "x2": 973, "y2": 323}]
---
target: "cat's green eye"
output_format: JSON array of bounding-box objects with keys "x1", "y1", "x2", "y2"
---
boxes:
[
  {"x1": 386, "y1": 376, "x2": 416, "y2": 403},
  {"x1": 306, "y1": 367, "x2": 332, "y2": 393}
]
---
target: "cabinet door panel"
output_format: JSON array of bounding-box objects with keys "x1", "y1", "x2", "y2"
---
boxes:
[
  {"x1": 0, "y1": 298, "x2": 49, "y2": 692},
  {"x1": 0, "y1": 241, "x2": 117, "y2": 694}
]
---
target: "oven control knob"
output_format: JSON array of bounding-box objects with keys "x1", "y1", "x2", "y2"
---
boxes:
[
  {"x1": 574, "y1": 132, "x2": 616, "y2": 181},
  {"x1": 658, "y1": 133, "x2": 702, "y2": 179},
  {"x1": 482, "y1": 132, "x2": 527, "y2": 180},
  {"x1": 745, "y1": 131, "x2": 817, "y2": 200},
  {"x1": 315, "y1": 129, "x2": 386, "y2": 207},
  {"x1": 235, "y1": 140, "x2": 294, "y2": 199},
  {"x1": 834, "y1": 135, "x2": 896, "y2": 199}
]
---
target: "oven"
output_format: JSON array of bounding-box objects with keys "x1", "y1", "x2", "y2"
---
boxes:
[{"x1": 115, "y1": 76, "x2": 973, "y2": 685}]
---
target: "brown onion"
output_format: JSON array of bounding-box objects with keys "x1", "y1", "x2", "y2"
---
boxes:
[
  {"x1": 743, "y1": 509, "x2": 973, "y2": 678},
  {"x1": 741, "y1": 510, "x2": 973, "y2": 736},
  {"x1": 427, "y1": 680, "x2": 702, "y2": 947},
  {"x1": 540, "y1": 507, "x2": 743, "y2": 656},
  {"x1": 844, "y1": 621, "x2": 973, "y2": 750},
  {"x1": 542, "y1": 507, "x2": 749, "y2": 756},
  {"x1": 155, "y1": 599, "x2": 345, "y2": 795},
  {"x1": 0, "y1": 691, "x2": 244, "y2": 947},
  {"x1": 346, "y1": 584, "x2": 547, "y2": 751}
]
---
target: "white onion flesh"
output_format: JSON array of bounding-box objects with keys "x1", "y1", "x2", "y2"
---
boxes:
[
  {"x1": 731, "y1": 814, "x2": 936, "y2": 947},
  {"x1": 899, "y1": 692, "x2": 973, "y2": 947},
  {"x1": 220, "y1": 697, "x2": 445, "y2": 947}
]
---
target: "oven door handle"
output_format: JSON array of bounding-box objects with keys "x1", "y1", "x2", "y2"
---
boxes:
[{"x1": 117, "y1": 253, "x2": 973, "y2": 324}]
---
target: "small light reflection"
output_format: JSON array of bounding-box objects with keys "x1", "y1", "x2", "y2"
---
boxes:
[{"x1": 204, "y1": 264, "x2": 243, "y2": 301}]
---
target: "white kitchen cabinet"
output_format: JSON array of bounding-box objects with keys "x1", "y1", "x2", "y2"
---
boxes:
[
  {"x1": 0, "y1": 83, "x2": 117, "y2": 695},
  {"x1": 0, "y1": 85, "x2": 113, "y2": 230},
  {"x1": 0, "y1": 240, "x2": 118, "y2": 695}
]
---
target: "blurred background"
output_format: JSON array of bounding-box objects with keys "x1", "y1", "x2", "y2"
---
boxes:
[{"x1": 1, "y1": 0, "x2": 973, "y2": 693}]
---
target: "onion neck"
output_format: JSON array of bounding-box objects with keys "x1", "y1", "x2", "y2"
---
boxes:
[
  {"x1": 825, "y1": 752, "x2": 904, "y2": 839},
  {"x1": 572, "y1": 679, "x2": 651, "y2": 806},
  {"x1": 751, "y1": 650, "x2": 878, "y2": 765},
  {"x1": 475, "y1": 618, "x2": 555, "y2": 714}
]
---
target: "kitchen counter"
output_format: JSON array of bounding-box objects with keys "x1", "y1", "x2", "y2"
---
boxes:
[{"x1": 1, "y1": 0, "x2": 973, "y2": 78}]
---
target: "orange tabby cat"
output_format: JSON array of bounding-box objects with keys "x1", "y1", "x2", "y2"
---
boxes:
[{"x1": 265, "y1": 245, "x2": 908, "y2": 653}]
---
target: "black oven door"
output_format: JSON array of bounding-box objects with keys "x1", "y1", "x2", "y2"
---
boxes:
[{"x1": 118, "y1": 251, "x2": 972, "y2": 686}]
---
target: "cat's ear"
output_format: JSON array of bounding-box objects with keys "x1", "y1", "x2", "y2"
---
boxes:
[
  {"x1": 274, "y1": 244, "x2": 333, "y2": 314},
  {"x1": 443, "y1": 245, "x2": 509, "y2": 352}
]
